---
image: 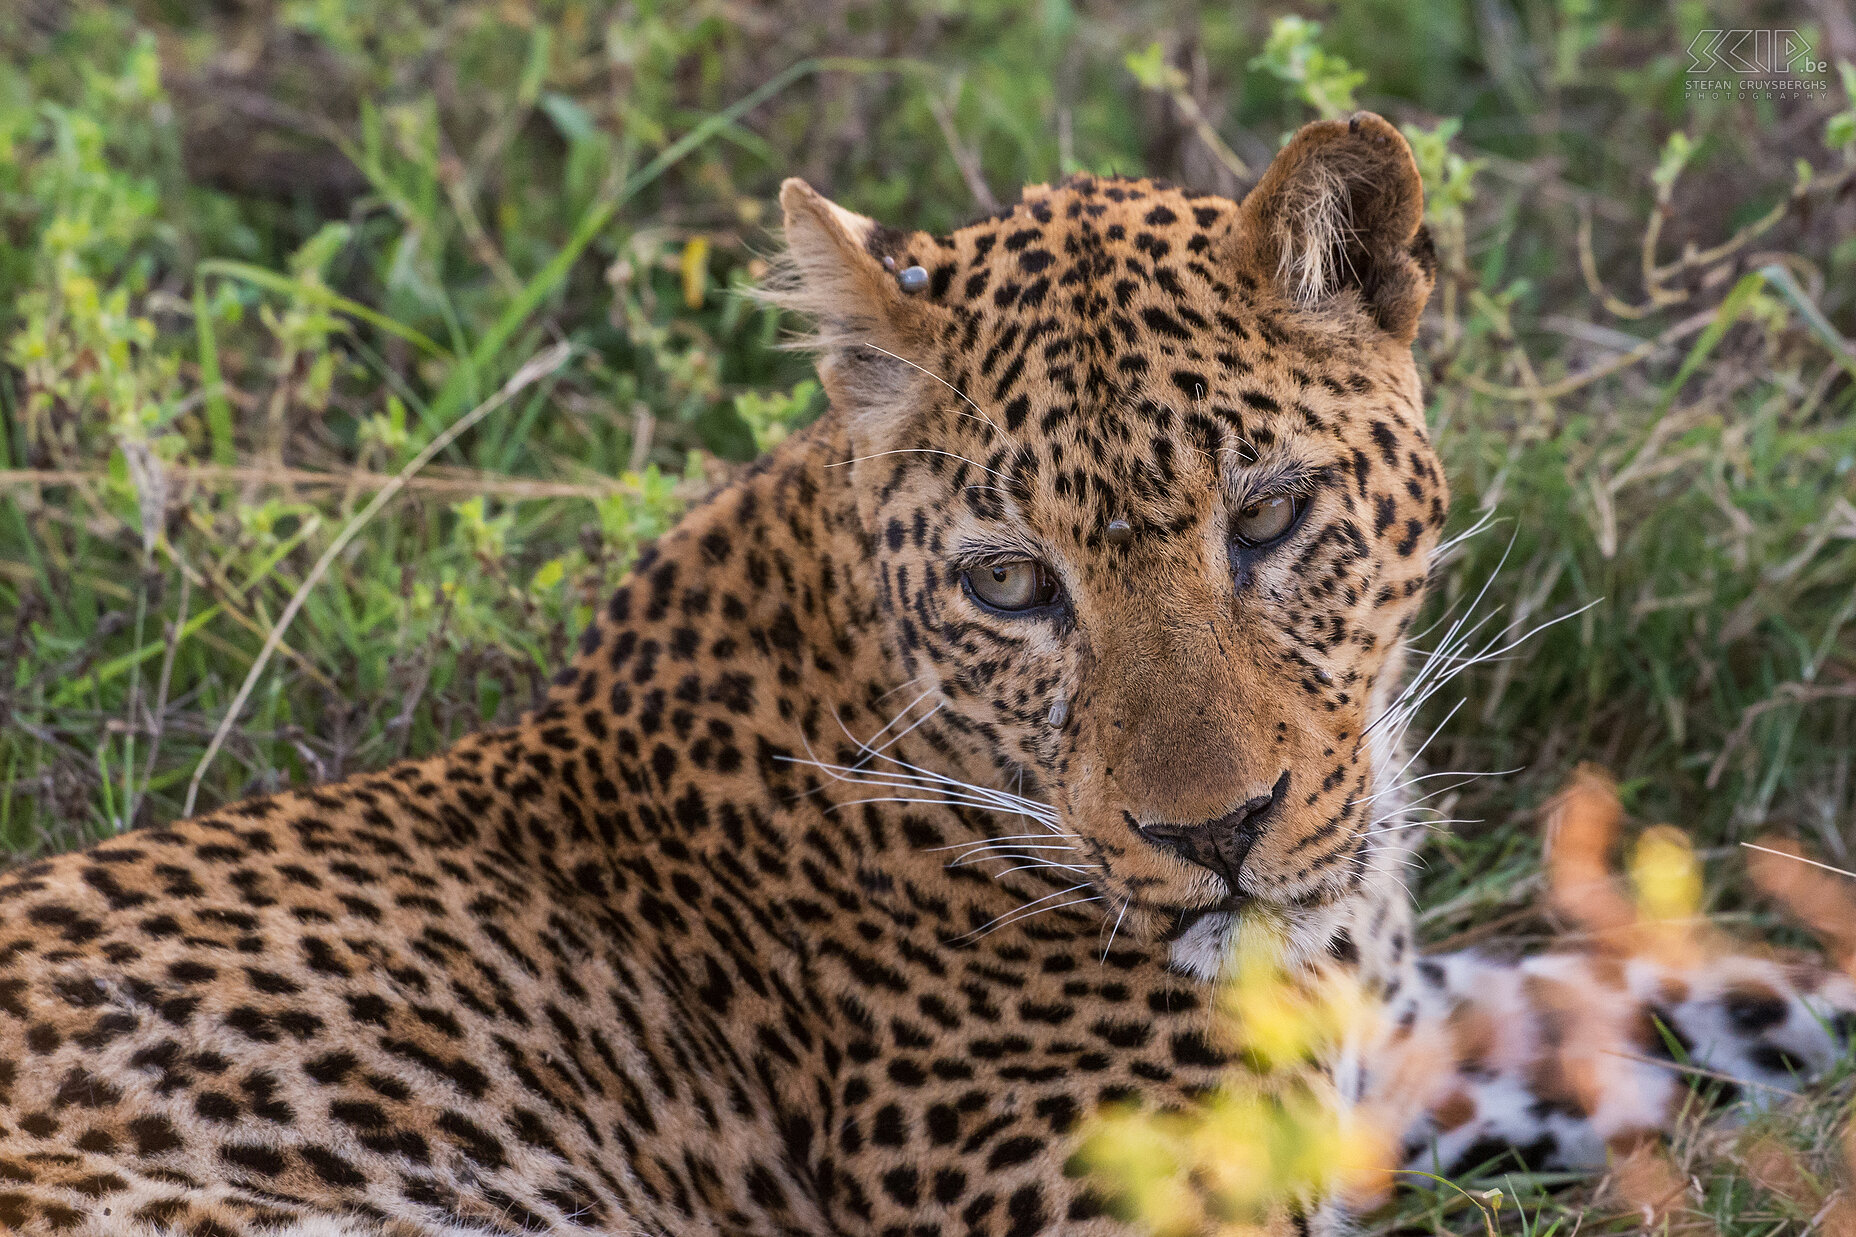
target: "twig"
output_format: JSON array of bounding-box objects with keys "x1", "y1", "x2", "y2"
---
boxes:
[
  {"x1": 129, "y1": 573, "x2": 189, "y2": 830},
  {"x1": 1417, "y1": 872, "x2": 1545, "y2": 926},
  {"x1": 182, "y1": 341, "x2": 572, "y2": 816},
  {"x1": 1740, "y1": 842, "x2": 1856, "y2": 882},
  {"x1": 390, "y1": 592, "x2": 452, "y2": 763},
  {"x1": 1456, "y1": 307, "x2": 1715, "y2": 402},
  {"x1": 437, "y1": 149, "x2": 524, "y2": 297},
  {"x1": 1599, "y1": 1049, "x2": 1799, "y2": 1098},
  {"x1": 1706, "y1": 680, "x2": 1856, "y2": 789},
  {"x1": 1577, "y1": 164, "x2": 1856, "y2": 321},
  {"x1": 1160, "y1": 82, "x2": 1250, "y2": 183},
  {"x1": 1419, "y1": 905, "x2": 1540, "y2": 953},
  {"x1": 1125, "y1": 52, "x2": 1251, "y2": 184},
  {"x1": 627, "y1": 405, "x2": 655, "y2": 475},
  {"x1": 928, "y1": 91, "x2": 998, "y2": 213},
  {"x1": 0, "y1": 464, "x2": 638, "y2": 502}
]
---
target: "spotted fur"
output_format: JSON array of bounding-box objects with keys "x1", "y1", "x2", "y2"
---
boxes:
[
  {"x1": 1378, "y1": 944, "x2": 1856, "y2": 1179},
  {"x1": 0, "y1": 113, "x2": 1843, "y2": 1237}
]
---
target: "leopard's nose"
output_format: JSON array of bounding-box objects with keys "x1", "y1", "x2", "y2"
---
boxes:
[{"x1": 1137, "y1": 771, "x2": 1289, "y2": 894}]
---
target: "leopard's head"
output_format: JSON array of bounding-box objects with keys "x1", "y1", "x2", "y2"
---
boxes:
[{"x1": 779, "y1": 114, "x2": 1447, "y2": 932}]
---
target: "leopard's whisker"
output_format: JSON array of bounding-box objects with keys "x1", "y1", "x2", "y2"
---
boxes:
[
  {"x1": 784, "y1": 747, "x2": 1038, "y2": 806},
  {"x1": 975, "y1": 860, "x2": 1095, "y2": 876},
  {"x1": 926, "y1": 835, "x2": 1076, "y2": 852},
  {"x1": 854, "y1": 341, "x2": 1006, "y2": 441},
  {"x1": 826, "y1": 448, "x2": 1011, "y2": 481},
  {"x1": 821, "y1": 793, "x2": 1060, "y2": 822},
  {"x1": 786, "y1": 698, "x2": 928, "y2": 806},
  {"x1": 947, "y1": 846, "x2": 1082, "y2": 862},
  {"x1": 862, "y1": 751, "x2": 1058, "y2": 819},
  {"x1": 1361, "y1": 770, "x2": 1523, "y2": 816},
  {"x1": 818, "y1": 761, "x2": 1066, "y2": 837},
  {"x1": 1358, "y1": 820, "x2": 1455, "y2": 839},
  {"x1": 871, "y1": 674, "x2": 932, "y2": 704},
  {"x1": 957, "y1": 843, "x2": 1083, "y2": 861},
  {"x1": 866, "y1": 699, "x2": 947, "y2": 760},
  {"x1": 838, "y1": 686, "x2": 940, "y2": 762},
  {"x1": 1429, "y1": 505, "x2": 1500, "y2": 567},
  {"x1": 790, "y1": 760, "x2": 1062, "y2": 822},
  {"x1": 949, "y1": 845, "x2": 1085, "y2": 863},
  {"x1": 796, "y1": 747, "x2": 1047, "y2": 808},
  {"x1": 1365, "y1": 533, "x2": 1521, "y2": 742},
  {"x1": 979, "y1": 894, "x2": 1103, "y2": 934},
  {"x1": 1360, "y1": 698, "x2": 1466, "y2": 804},
  {"x1": 1099, "y1": 897, "x2": 1131, "y2": 963},
  {"x1": 955, "y1": 885, "x2": 1101, "y2": 942},
  {"x1": 1375, "y1": 596, "x2": 1599, "y2": 752}
]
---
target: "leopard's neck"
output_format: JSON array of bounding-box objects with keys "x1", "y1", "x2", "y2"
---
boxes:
[
  {"x1": 550, "y1": 418, "x2": 890, "y2": 715},
  {"x1": 511, "y1": 419, "x2": 1012, "y2": 886}
]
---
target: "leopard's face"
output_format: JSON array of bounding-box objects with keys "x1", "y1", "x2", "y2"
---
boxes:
[{"x1": 780, "y1": 114, "x2": 1447, "y2": 930}]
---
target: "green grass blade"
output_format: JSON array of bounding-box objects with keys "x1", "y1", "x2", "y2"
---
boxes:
[
  {"x1": 47, "y1": 604, "x2": 224, "y2": 710},
  {"x1": 1757, "y1": 262, "x2": 1856, "y2": 380},
  {"x1": 193, "y1": 283, "x2": 237, "y2": 467},
  {"x1": 196, "y1": 260, "x2": 451, "y2": 358},
  {"x1": 423, "y1": 58, "x2": 829, "y2": 429},
  {"x1": 1652, "y1": 270, "x2": 1768, "y2": 417}
]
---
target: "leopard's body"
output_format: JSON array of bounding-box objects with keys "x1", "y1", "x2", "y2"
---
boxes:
[{"x1": 2, "y1": 115, "x2": 1848, "y2": 1237}]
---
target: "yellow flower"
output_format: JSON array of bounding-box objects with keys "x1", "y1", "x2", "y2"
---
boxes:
[
  {"x1": 1631, "y1": 824, "x2": 1702, "y2": 922},
  {"x1": 1076, "y1": 913, "x2": 1393, "y2": 1234}
]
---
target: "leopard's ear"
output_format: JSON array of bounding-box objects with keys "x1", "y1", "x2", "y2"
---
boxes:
[
  {"x1": 1237, "y1": 112, "x2": 1434, "y2": 343},
  {"x1": 774, "y1": 179, "x2": 939, "y2": 430}
]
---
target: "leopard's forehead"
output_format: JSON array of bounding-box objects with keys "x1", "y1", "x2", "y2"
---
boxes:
[
  {"x1": 861, "y1": 175, "x2": 1436, "y2": 544},
  {"x1": 896, "y1": 176, "x2": 1238, "y2": 309}
]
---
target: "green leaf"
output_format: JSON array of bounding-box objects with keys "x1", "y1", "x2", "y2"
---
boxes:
[
  {"x1": 192, "y1": 282, "x2": 235, "y2": 468},
  {"x1": 196, "y1": 260, "x2": 449, "y2": 357},
  {"x1": 1124, "y1": 43, "x2": 1176, "y2": 91}
]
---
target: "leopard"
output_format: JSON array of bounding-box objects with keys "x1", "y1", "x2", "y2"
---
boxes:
[
  {"x1": 1378, "y1": 769, "x2": 1856, "y2": 1186},
  {"x1": 1, "y1": 111, "x2": 1849, "y2": 1237}
]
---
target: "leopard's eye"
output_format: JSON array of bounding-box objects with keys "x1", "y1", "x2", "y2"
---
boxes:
[
  {"x1": 1231, "y1": 495, "x2": 1303, "y2": 547},
  {"x1": 963, "y1": 561, "x2": 1061, "y2": 613}
]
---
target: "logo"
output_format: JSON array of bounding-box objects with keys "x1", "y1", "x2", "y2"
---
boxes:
[
  {"x1": 1686, "y1": 30, "x2": 1827, "y2": 76},
  {"x1": 1684, "y1": 29, "x2": 1829, "y2": 100}
]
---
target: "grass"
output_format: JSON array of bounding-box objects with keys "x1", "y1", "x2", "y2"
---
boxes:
[{"x1": 4, "y1": 1, "x2": 1856, "y2": 1232}]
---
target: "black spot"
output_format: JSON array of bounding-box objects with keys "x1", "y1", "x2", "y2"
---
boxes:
[
  {"x1": 988, "y1": 1134, "x2": 1045, "y2": 1170},
  {"x1": 300, "y1": 1145, "x2": 367, "y2": 1189},
  {"x1": 925, "y1": 1103, "x2": 959, "y2": 1145},
  {"x1": 1723, "y1": 987, "x2": 1788, "y2": 1034},
  {"x1": 1326, "y1": 928, "x2": 1359, "y2": 964},
  {"x1": 1005, "y1": 1183, "x2": 1048, "y2": 1237},
  {"x1": 219, "y1": 1143, "x2": 287, "y2": 1178},
  {"x1": 1170, "y1": 371, "x2": 1208, "y2": 400},
  {"x1": 1139, "y1": 307, "x2": 1191, "y2": 340},
  {"x1": 1750, "y1": 1044, "x2": 1809, "y2": 1075},
  {"x1": 129, "y1": 1115, "x2": 183, "y2": 1155},
  {"x1": 881, "y1": 1166, "x2": 920, "y2": 1207}
]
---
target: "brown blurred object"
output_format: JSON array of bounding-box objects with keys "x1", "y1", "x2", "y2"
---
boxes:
[
  {"x1": 1543, "y1": 763, "x2": 1636, "y2": 943},
  {"x1": 1746, "y1": 837, "x2": 1856, "y2": 975},
  {"x1": 1541, "y1": 767, "x2": 1856, "y2": 1234},
  {"x1": 1607, "y1": 1141, "x2": 1719, "y2": 1237},
  {"x1": 1542, "y1": 763, "x2": 1705, "y2": 967}
]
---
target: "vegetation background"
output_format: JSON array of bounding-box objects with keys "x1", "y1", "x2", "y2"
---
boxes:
[{"x1": 4, "y1": 0, "x2": 1856, "y2": 1231}]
